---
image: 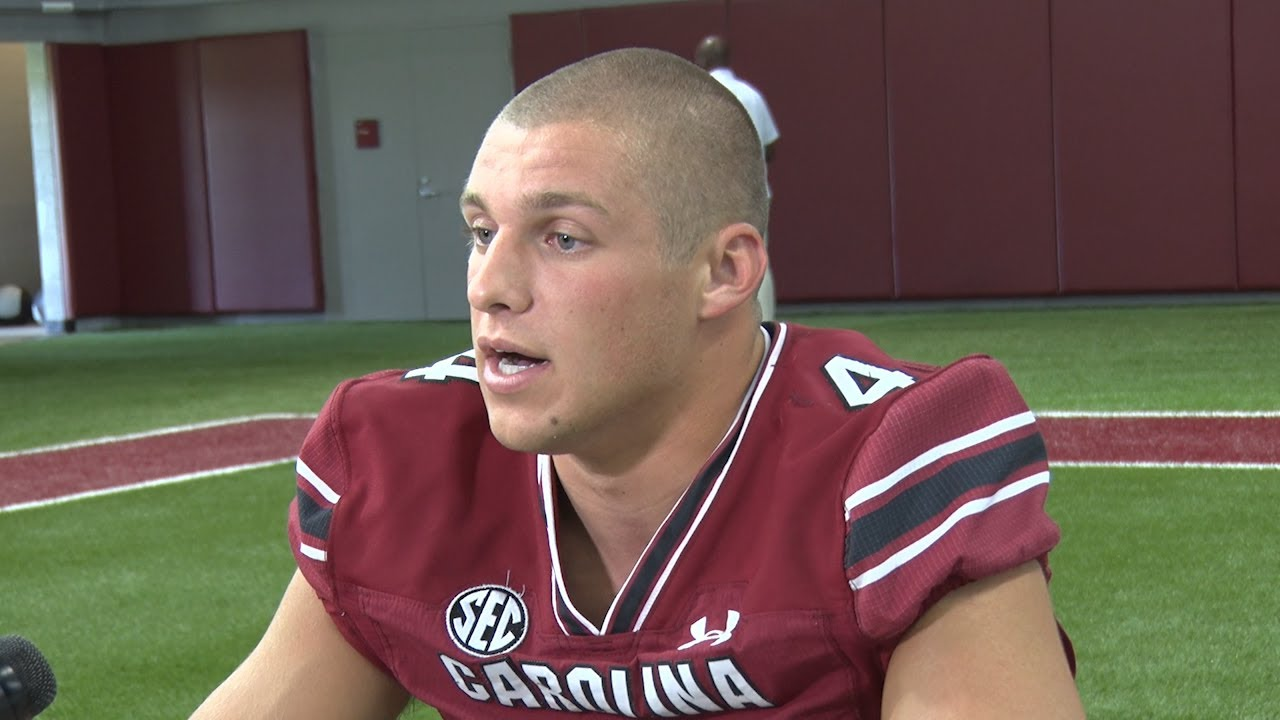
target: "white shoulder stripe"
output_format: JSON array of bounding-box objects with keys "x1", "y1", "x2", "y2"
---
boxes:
[
  {"x1": 844, "y1": 410, "x2": 1037, "y2": 520},
  {"x1": 296, "y1": 457, "x2": 340, "y2": 504},
  {"x1": 848, "y1": 470, "x2": 1050, "y2": 590},
  {"x1": 298, "y1": 542, "x2": 328, "y2": 562}
]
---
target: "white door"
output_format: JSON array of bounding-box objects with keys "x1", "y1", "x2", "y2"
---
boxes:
[
  {"x1": 319, "y1": 24, "x2": 512, "y2": 321},
  {"x1": 320, "y1": 30, "x2": 424, "y2": 321},
  {"x1": 411, "y1": 24, "x2": 514, "y2": 320}
]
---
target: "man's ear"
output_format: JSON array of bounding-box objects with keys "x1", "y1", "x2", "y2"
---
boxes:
[{"x1": 698, "y1": 222, "x2": 768, "y2": 320}]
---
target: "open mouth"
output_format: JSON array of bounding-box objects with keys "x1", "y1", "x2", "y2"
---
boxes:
[{"x1": 495, "y1": 351, "x2": 547, "y2": 376}]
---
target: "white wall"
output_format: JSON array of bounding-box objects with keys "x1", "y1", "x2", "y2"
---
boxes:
[
  {"x1": 0, "y1": 44, "x2": 40, "y2": 293},
  {"x1": 0, "y1": 11, "x2": 104, "y2": 43},
  {"x1": 0, "y1": 0, "x2": 675, "y2": 321},
  {"x1": 99, "y1": 0, "x2": 666, "y2": 41},
  {"x1": 100, "y1": 0, "x2": 673, "y2": 320}
]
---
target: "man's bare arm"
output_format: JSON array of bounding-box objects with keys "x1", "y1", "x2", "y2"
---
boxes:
[
  {"x1": 881, "y1": 560, "x2": 1084, "y2": 719},
  {"x1": 190, "y1": 569, "x2": 410, "y2": 720}
]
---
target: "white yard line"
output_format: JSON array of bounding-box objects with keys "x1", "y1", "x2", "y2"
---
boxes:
[
  {"x1": 1036, "y1": 410, "x2": 1280, "y2": 418},
  {"x1": 5, "y1": 410, "x2": 1274, "y2": 460},
  {"x1": 3, "y1": 410, "x2": 1278, "y2": 514},
  {"x1": 1038, "y1": 410, "x2": 1280, "y2": 470},
  {"x1": 1051, "y1": 460, "x2": 1280, "y2": 471},
  {"x1": 0, "y1": 457, "x2": 297, "y2": 513},
  {"x1": 0, "y1": 413, "x2": 317, "y2": 459},
  {"x1": 0, "y1": 414, "x2": 316, "y2": 513}
]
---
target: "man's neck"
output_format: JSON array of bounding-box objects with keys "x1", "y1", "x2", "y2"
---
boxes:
[{"x1": 551, "y1": 325, "x2": 768, "y2": 598}]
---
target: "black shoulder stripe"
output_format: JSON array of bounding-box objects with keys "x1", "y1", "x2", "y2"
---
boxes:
[
  {"x1": 296, "y1": 488, "x2": 333, "y2": 541},
  {"x1": 844, "y1": 432, "x2": 1048, "y2": 568}
]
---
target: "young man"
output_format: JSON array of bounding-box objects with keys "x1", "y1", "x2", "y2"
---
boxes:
[{"x1": 192, "y1": 48, "x2": 1082, "y2": 719}]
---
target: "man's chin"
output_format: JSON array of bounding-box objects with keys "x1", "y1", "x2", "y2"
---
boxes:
[{"x1": 487, "y1": 416, "x2": 566, "y2": 455}]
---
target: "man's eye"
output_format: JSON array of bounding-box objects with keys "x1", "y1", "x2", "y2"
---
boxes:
[
  {"x1": 469, "y1": 226, "x2": 494, "y2": 246},
  {"x1": 552, "y1": 233, "x2": 578, "y2": 251}
]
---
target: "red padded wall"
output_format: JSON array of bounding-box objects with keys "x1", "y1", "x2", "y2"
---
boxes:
[
  {"x1": 510, "y1": 11, "x2": 586, "y2": 93},
  {"x1": 731, "y1": 0, "x2": 892, "y2": 301},
  {"x1": 1053, "y1": 0, "x2": 1236, "y2": 293},
  {"x1": 885, "y1": 0, "x2": 1057, "y2": 298},
  {"x1": 581, "y1": 0, "x2": 725, "y2": 57},
  {"x1": 513, "y1": 0, "x2": 1263, "y2": 302},
  {"x1": 50, "y1": 44, "x2": 120, "y2": 318},
  {"x1": 1233, "y1": 0, "x2": 1280, "y2": 290},
  {"x1": 198, "y1": 31, "x2": 323, "y2": 312},
  {"x1": 106, "y1": 41, "x2": 215, "y2": 315}
]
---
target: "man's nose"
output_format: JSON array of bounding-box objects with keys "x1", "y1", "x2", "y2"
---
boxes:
[{"x1": 467, "y1": 233, "x2": 532, "y2": 314}]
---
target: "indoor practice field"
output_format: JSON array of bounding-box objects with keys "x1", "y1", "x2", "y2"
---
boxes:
[{"x1": 1, "y1": 301, "x2": 1277, "y2": 718}]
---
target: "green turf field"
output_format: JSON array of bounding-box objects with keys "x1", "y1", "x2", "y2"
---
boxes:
[{"x1": 2, "y1": 302, "x2": 1277, "y2": 718}]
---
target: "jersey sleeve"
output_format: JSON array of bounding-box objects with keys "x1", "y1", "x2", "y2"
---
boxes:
[
  {"x1": 287, "y1": 372, "x2": 398, "y2": 672},
  {"x1": 841, "y1": 355, "x2": 1061, "y2": 644}
]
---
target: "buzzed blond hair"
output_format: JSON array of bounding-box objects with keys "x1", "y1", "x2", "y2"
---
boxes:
[{"x1": 495, "y1": 47, "x2": 769, "y2": 263}]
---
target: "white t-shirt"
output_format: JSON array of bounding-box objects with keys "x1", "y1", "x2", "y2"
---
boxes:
[{"x1": 710, "y1": 67, "x2": 780, "y2": 148}]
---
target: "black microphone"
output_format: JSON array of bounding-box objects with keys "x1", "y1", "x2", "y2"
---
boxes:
[{"x1": 0, "y1": 635, "x2": 57, "y2": 720}]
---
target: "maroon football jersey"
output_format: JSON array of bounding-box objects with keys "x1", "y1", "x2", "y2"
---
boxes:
[{"x1": 288, "y1": 323, "x2": 1065, "y2": 718}]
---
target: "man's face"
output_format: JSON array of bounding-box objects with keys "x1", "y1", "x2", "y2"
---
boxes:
[{"x1": 462, "y1": 120, "x2": 701, "y2": 458}]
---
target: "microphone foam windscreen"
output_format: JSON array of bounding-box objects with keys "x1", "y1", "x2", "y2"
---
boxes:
[{"x1": 0, "y1": 635, "x2": 58, "y2": 713}]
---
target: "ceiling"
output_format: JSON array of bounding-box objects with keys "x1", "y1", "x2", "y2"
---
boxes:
[{"x1": 0, "y1": 0, "x2": 242, "y2": 12}]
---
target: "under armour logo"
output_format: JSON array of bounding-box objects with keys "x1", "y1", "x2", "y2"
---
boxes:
[{"x1": 677, "y1": 610, "x2": 740, "y2": 650}]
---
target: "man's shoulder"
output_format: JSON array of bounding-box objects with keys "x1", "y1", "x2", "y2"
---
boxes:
[
  {"x1": 296, "y1": 347, "x2": 515, "y2": 524},
  {"x1": 775, "y1": 322, "x2": 1023, "y2": 412},
  {"x1": 740, "y1": 324, "x2": 934, "y2": 466},
  {"x1": 763, "y1": 324, "x2": 1031, "y2": 462},
  {"x1": 774, "y1": 322, "x2": 937, "y2": 384},
  {"x1": 323, "y1": 349, "x2": 489, "y2": 438}
]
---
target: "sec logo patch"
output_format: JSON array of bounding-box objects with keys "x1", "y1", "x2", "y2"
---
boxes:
[{"x1": 446, "y1": 584, "x2": 529, "y2": 657}]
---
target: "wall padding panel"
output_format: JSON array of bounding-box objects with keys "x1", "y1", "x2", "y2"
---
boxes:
[
  {"x1": 1053, "y1": 0, "x2": 1236, "y2": 293},
  {"x1": 510, "y1": 11, "x2": 586, "y2": 93},
  {"x1": 1233, "y1": 0, "x2": 1280, "y2": 290},
  {"x1": 731, "y1": 0, "x2": 893, "y2": 301},
  {"x1": 51, "y1": 44, "x2": 120, "y2": 318},
  {"x1": 885, "y1": 0, "x2": 1057, "y2": 298},
  {"x1": 198, "y1": 31, "x2": 323, "y2": 312},
  {"x1": 106, "y1": 41, "x2": 215, "y2": 315},
  {"x1": 581, "y1": 0, "x2": 725, "y2": 58}
]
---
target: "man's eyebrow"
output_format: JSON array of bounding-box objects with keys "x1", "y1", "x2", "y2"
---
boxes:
[
  {"x1": 460, "y1": 189, "x2": 486, "y2": 212},
  {"x1": 523, "y1": 191, "x2": 609, "y2": 216},
  {"x1": 460, "y1": 189, "x2": 609, "y2": 216}
]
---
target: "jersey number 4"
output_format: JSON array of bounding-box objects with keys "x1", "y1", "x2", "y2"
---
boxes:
[
  {"x1": 403, "y1": 350, "x2": 480, "y2": 384},
  {"x1": 823, "y1": 356, "x2": 915, "y2": 409}
]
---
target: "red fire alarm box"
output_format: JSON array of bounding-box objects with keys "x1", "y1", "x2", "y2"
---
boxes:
[{"x1": 355, "y1": 118, "x2": 380, "y2": 149}]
